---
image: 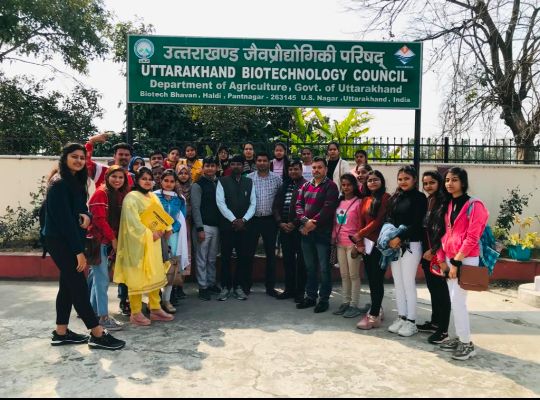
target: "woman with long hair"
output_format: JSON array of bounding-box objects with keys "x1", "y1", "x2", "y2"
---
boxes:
[
  {"x1": 385, "y1": 165, "x2": 427, "y2": 337},
  {"x1": 326, "y1": 141, "x2": 349, "y2": 183},
  {"x1": 163, "y1": 147, "x2": 181, "y2": 170},
  {"x1": 355, "y1": 163, "x2": 373, "y2": 197},
  {"x1": 436, "y1": 167, "x2": 489, "y2": 361},
  {"x1": 87, "y1": 165, "x2": 129, "y2": 331},
  {"x1": 416, "y1": 171, "x2": 452, "y2": 344},
  {"x1": 114, "y1": 167, "x2": 174, "y2": 326},
  {"x1": 178, "y1": 143, "x2": 203, "y2": 183},
  {"x1": 242, "y1": 142, "x2": 257, "y2": 175},
  {"x1": 270, "y1": 142, "x2": 290, "y2": 181},
  {"x1": 354, "y1": 170, "x2": 391, "y2": 330},
  {"x1": 331, "y1": 173, "x2": 364, "y2": 318},
  {"x1": 44, "y1": 143, "x2": 125, "y2": 350},
  {"x1": 154, "y1": 169, "x2": 189, "y2": 313}
]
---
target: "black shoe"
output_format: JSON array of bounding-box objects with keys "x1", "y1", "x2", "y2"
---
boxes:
[
  {"x1": 51, "y1": 329, "x2": 89, "y2": 346},
  {"x1": 119, "y1": 301, "x2": 131, "y2": 316},
  {"x1": 142, "y1": 302, "x2": 150, "y2": 313},
  {"x1": 88, "y1": 331, "x2": 126, "y2": 351},
  {"x1": 170, "y1": 295, "x2": 180, "y2": 307},
  {"x1": 417, "y1": 321, "x2": 439, "y2": 333},
  {"x1": 428, "y1": 330, "x2": 449, "y2": 344},
  {"x1": 199, "y1": 288, "x2": 211, "y2": 301},
  {"x1": 276, "y1": 291, "x2": 295, "y2": 300},
  {"x1": 176, "y1": 286, "x2": 187, "y2": 300},
  {"x1": 208, "y1": 285, "x2": 222, "y2": 295},
  {"x1": 294, "y1": 295, "x2": 305, "y2": 304},
  {"x1": 266, "y1": 289, "x2": 279, "y2": 298},
  {"x1": 314, "y1": 301, "x2": 330, "y2": 313},
  {"x1": 296, "y1": 298, "x2": 317, "y2": 309}
]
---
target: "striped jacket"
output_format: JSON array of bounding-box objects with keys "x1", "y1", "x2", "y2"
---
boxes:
[{"x1": 295, "y1": 177, "x2": 339, "y2": 232}]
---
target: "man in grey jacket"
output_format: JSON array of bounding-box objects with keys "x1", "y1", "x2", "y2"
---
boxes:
[{"x1": 191, "y1": 157, "x2": 222, "y2": 301}]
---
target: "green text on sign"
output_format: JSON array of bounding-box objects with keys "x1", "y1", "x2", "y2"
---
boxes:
[{"x1": 127, "y1": 36, "x2": 422, "y2": 109}]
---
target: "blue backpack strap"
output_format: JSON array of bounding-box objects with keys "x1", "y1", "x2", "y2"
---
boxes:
[
  {"x1": 465, "y1": 197, "x2": 486, "y2": 264},
  {"x1": 466, "y1": 197, "x2": 476, "y2": 218}
]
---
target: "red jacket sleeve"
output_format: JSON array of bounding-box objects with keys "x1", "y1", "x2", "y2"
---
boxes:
[
  {"x1": 88, "y1": 189, "x2": 116, "y2": 243},
  {"x1": 355, "y1": 193, "x2": 390, "y2": 239},
  {"x1": 85, "y1": 141, "x2": 97, "y2": 180}
]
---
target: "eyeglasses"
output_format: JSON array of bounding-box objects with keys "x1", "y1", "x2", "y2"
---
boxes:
[{"x1": 366, "y1": 178, "x2": 381, "y2": 183}]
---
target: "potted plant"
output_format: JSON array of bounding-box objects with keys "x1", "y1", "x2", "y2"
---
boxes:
[
  {"x1": 492, "y1": 226, "x2": 507, "y2": 254},
  {"x1": 506, "y1": 216, "x2": 539, "y2": 261},
  {"x1": 494, "y1": 187, "x2": 534, "y2": 257}
]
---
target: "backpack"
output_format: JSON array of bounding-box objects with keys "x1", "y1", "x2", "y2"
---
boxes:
[{"x1": 467, "y1": 200, "x2": 500, "y2": 275}]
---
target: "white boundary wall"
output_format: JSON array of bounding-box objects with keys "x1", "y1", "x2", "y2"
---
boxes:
[{"x1": 1, "y1": 156, "x2": 539, "y2": 231}]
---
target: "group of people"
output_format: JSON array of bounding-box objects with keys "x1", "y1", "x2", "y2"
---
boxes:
[{"x1": 43, "y1": 134, "x2": 489, "y2": 361}]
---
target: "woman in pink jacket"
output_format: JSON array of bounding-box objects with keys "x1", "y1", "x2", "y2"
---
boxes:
[{"x1": 436, "y1": 167, "x2": 489, "y2": 361}]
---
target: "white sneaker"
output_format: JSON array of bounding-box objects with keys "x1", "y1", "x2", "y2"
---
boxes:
[
  {"x1": 388, "y1": 317, "x2": 405, "y2": 334},
  {"x1": 398, "y1": 320, "x2": 419, "y2": 337}
]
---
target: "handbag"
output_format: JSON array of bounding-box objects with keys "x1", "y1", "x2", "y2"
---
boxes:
[
  {"x1": 84, "y1": 236, "x2": 102, "y2": 266},
  {"x1": 458, "y1": 265, "x2": 489, "y2": 291},
  {"x1": 331, "y1": 198, "x2": 359, "y2": 267},
  {"x1": 424, "y1": 234, "x2": 445, "y2": 277},
  {"x1": 429, "y1": 255, "x2": 446, "y2": 277}
]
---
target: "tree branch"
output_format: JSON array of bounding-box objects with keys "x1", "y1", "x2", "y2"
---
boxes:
[
  {"x1": 505, "y1": 0, "x2": 521, "y2": 50},
  {"x1": 446, "y1": 0, "x2": 475, "y2": 11},
  {"x1": 0, "y1": 24, "x2": 47, "y2": 61},
  {"x1": 2, "y1": 57, "x2": 86, "y2": 86}
]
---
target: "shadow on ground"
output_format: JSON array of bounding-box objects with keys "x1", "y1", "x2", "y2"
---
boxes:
[{"x1": 0, "y1": 281, "x2": 538, "y2": 397}]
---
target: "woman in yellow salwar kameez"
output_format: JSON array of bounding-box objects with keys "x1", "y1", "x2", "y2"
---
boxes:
[{"x1": 114, "y1": 167, "x2": 174, "y2": 326}]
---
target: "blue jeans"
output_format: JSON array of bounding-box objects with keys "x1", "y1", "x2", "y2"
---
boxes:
[
  {"x1": 301, "y1": 230, "x2": 332, "y2": 302},
  {"x1": 87, "y1": 244, "x2": 110, "y2": 317}
]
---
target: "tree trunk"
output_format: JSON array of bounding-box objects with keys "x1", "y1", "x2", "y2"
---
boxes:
[
  {"x1": 515, "y1": 136, "x2": 537, "y2": 164},
  {"x1": 502, "y1": 105, "x2": 538, "y2": 164}
]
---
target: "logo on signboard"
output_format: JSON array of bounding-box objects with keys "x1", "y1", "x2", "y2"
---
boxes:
[
  {"x1": 395, "y1": 46, "x2": 415, "y2": 65},
  {"x1": 134, "y1": 39, "x2": 154, "y2": 63}
]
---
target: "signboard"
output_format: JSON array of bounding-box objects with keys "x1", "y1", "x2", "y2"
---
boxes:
[{"x1": 127, "y1": 35, "x2": 422, "y2": 109}]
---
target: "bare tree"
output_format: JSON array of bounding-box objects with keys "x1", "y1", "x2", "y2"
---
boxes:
[{"x1": 347, "y1": 0, "x2": 540, "y2": 162}]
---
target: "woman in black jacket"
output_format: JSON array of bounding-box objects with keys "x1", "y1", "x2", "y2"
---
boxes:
[
  {"x1": 44, "y1": 143, "x2": 125, "y2": 351},
  {"x1": 385, "y1": 165, "x2": 427, "y2": 338},
  {"x1": 417, "y1": 170, "x2": 451, "y2": 344}
]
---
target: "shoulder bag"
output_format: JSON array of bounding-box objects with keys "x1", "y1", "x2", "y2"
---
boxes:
[{"x1": 458, "y1": 265, "x2": 489, "y2": 291}]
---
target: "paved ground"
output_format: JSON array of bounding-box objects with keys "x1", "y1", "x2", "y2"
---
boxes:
[{"x1": 0, "y1": 281, "x2": 539, "y2": 398}]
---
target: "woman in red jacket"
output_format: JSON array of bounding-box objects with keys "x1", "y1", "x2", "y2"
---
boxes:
[
  {"x1": 436, "y1": 167, "x2": 489, "y2": 361},
  {"x1": 353, "y1": 170, "x2": 391, "y2": 330},
  {"x1": 87, "y1": 166, "x2": 129, "y2": 331}
]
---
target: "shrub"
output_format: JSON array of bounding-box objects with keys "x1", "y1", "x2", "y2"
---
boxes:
[
  {"x1": 0, "y1": 179, "x2": 46, "y2": 248},
  {"x1": 495, "y1": 187, "x2": 533, "y2": 241}
]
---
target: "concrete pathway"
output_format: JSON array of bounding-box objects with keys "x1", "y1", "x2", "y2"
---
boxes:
[{"x1": 0, "y1": 281, "x2": 539, "y2": 397}]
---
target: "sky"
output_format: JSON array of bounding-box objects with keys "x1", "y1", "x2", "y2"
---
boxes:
[{"x1": 7, "y1": 0, "x2": 449, "y2": 139}]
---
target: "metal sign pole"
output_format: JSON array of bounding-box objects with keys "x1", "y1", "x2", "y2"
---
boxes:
[
  {"x1": 413, "y1": 108, "x2": 421, "y2": 172},
  {"x1": 126, "y1": 103, "x2": 133, "y2": 145}
]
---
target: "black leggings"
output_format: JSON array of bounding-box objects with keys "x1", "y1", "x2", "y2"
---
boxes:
[
  {"x1": 46, "y1": 237, "x2": 99, "y2": 330},
  {"x1": 421, "y1": 258, "x2": 451, "y2": 332},
  {"x1": 363, "y1": 248, "x2": 385, "y2": 317}
]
